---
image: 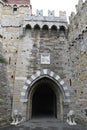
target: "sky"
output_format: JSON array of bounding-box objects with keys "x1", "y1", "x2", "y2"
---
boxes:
[{"x1": 31, "y1": 0, "x2": 85, "y2": 18}]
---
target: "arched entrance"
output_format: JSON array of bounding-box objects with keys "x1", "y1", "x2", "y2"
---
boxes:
[
  {"x1": 32, "y1": 78, "x2": 57, "y2": 118},
  {"x1": 20, "y1": 69, "x2": 70, "y2": 121}
]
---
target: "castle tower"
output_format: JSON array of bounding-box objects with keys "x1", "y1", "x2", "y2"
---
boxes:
[
  {"x1": 1, "y1": 0, "x2": 87, "y2": 123},
  {"x1": 0, "y1": 0, "x2": 71, "y2": 121},
  {"x1": 75, "y1": 0, "x2": 83, "y2": 12},
  {"x1": 12, "y1": 10, "x2": 70, "y2": 120}
]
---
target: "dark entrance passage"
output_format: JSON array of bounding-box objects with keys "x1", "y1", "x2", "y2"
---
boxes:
[{"x1": 32, "y1": 78, "x2": 57, "y2": 118}]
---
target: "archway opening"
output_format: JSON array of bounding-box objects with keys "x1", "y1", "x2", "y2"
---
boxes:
[
  {"x1": 32, "y1": 78, "x2": 57, "y2": 118},
  {"x1": 42, "y1": 25, "x2": 49, "y2": 30},
  {"x1": 59, "y1": 26, "x2": 66, "y2": 37},
  {"x1": 41, "y1": 25, "x2": 49, "y2": 38},
  {"x1": 51, "y1": 25, "x2": 57, "y2": 31},
  {"x1": 25, "y1": 24, "x2": 32, "y2": 36},
  {"x1": 25, "y1": 24, "x2": 32, "y2": 30},
  {"x1": 34, "y1": 24, "x2": 40, "y2": 30}
]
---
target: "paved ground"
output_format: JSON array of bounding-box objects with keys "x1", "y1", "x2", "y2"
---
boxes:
[{"x1": 0, "y1": 118, "x2": 87, "y2": 130}]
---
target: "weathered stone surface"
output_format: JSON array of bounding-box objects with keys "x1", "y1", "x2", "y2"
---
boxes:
[
  {"x1": 0, "y1": 41, "x2": 11, "y2": 124},
  {"x1": 0, "y1": 0, "x2": 87, "y2": 123}
]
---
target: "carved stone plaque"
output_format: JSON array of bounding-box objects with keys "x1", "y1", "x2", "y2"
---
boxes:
[{"x1": 41, "y1": 53, "x2": 50, "y2": 64}]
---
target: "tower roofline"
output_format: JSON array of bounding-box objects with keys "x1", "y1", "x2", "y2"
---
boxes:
[{"x1": 2, "y1": 0, "x2": 30, "y2": 5}]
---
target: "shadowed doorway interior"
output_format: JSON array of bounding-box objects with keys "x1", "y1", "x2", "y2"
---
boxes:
[{"x1": 32, "y1": 78, "x2": 57, "y2": 118}]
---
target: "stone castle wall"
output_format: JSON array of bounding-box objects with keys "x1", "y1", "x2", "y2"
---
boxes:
[
  {"x1": 0, "y1": 0, "x2": 87, "y2": 121},
  {"x1": 68, "y1": 0, "x2": 87, "y2": 117},
  {"x1": 0, "y1": 37, "x2": 11, "y2": 123}
]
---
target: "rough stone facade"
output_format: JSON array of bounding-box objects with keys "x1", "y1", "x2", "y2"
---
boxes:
[
  {"x1": 0, "y1": 35, "x2": 11, "y2": 122},
  {"x1": 68, "y1": 0, "x2": 87, "y2": 119},
  {"x1": 0, "y1": 0, "x2": 87, "y2": 122}
]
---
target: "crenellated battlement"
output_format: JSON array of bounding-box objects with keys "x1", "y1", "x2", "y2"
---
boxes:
[
  {"x1": 0, "y1": 7, "x2": 68, "y2": 30},
  {"x1": 36, "y1": 9, "x2": 67, "y2": 19}
]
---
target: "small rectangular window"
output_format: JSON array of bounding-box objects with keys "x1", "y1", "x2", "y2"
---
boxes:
[
  {"x1": 13, "y1": 8, "x2": 17, "y2": 12},
  {"x1": 13, "y1": 5, "x2": 17, "y2": 14}
]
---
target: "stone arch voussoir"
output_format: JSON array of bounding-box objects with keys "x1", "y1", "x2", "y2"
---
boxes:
[{"x1": 20, "y1": 69, "x2": 70, "y2": 103}]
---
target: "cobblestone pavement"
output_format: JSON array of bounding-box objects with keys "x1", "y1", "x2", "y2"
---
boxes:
[{"x1": 0, "y1": 119, "x2": 87, "y2": 130}]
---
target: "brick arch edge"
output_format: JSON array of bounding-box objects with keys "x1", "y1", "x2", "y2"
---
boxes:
[{"x1": 20, "y1": 69, "x2": 70, "y2": 103}]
